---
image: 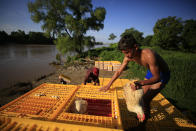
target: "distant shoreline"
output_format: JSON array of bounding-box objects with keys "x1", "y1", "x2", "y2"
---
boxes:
[{"x1": 0, "y1": 42, "x2": 55, "y2": 45}]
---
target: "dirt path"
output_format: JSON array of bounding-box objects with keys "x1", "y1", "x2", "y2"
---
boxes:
[{"x1": 34, "y1": 65, "x2": 116, "y2": 86}]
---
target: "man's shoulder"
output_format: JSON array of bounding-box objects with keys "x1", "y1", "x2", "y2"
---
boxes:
[
  {"x1": 142, "y1": 48, "x2": 153, "y2": 52},
  {"x1": 123, "y1": 56, "x2": 130, "y2": 63},
  {"x1": 142, "y1": 48, "x2": 154, "y2": 55},
  {"x1": 141, "y1": 48, "x2": 157, "y2": 61}
]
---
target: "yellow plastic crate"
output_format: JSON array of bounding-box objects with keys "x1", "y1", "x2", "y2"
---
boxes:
[
  {"x1": 99, "y1": 77, "x2": 125, "y2": 99},
  {"x1": 56, "y1": 85, "x2": 122, "y2": 129},
  {"x1": 104, "y1": 61, "x2": 111, "y2": 70},
  {"x1": 95, "y1": 61, "x2": 99, "y2": 68},
  {"x1": 0, "y1": 117, "x2": 122, "y2": 131},
  {"x1": 111, "y1": 61, "x2": 121, "y2": 71},
  {"x1": 1, "y1": 79, "x2": 196, "y2": 131},
  {"x1": 108, "y1": 65, "x2": 113, "y2": 71},
  {"x1": 0, "y1": 84, "x2": 79, "y2": 120},
  {"x1": 0, "y1": 83, "x2": 123, "y2": 131}
]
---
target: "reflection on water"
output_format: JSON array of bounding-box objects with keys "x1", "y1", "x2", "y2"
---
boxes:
[{"x1": 0, "y1": 44, "x2": 58, "y2": 89}]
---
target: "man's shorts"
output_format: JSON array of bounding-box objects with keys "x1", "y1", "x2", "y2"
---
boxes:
[{"x1": 145, "y1": 70, "x2": 170, "y2": 84}]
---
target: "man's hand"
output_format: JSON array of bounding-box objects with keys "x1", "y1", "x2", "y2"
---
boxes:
[
  {"x1": 99, "y1": 85, "x2": 110, "y2": 92},
  {"x1": 130, "y1": 81, "x2": 142, "y2": 90}
]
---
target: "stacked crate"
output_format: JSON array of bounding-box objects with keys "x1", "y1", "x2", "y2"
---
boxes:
[
  {"x1": 108, "y1": 65, "x2": 113, "y2": 71},
  {"x1": 95, "y1": 61, "x2": 99, "y2": 68},
  {"x1": 99, "y1": 61, "x2": 104, "y2": 70},
  {"x1": 95, "y1": 61, "x2": 121, "y2": 71},
  {"x1": 104, "y1": 61, "x2": 111, "y2": 70},
  {"x1": 112, "y1": 61, "x2": 121, "y2": 71}
]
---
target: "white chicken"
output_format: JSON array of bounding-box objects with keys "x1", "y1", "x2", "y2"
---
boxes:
[
  {"x1": 123, "y1": 81, "x2": 145, "y2": 122},
  {"x1": 70, "y1": 99, "x2": 88, "y2": 114}
]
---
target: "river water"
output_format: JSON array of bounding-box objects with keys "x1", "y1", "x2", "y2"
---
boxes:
[
  {"x1": 0, "y1": 44, "x2": 109, "y2": 89},
  {"x1": 0, "y1": 44, "x2": 58, "y2": 89}
]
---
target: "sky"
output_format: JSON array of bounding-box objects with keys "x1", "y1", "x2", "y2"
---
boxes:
[{"x1": 0, "y1": 0, "x2": 196, "y2": 43}]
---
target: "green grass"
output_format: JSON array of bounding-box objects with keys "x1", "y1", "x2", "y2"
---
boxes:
[
  {"x1": 147, "y1": 46, "x2": 196, "y2": 114},
  {"x1": 84, "y1": 44, "x2": 196, "y2": 122},
  {"x1": 161, "y1": 51, "x2": 196, "y2": 113}
]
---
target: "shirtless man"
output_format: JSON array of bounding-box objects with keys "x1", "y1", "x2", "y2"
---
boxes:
[{"x1": 99, "y1": 34, "x2": 170, "y2": 119}]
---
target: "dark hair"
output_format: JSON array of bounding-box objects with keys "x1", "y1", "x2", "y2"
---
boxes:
[{"x1": 118, "y1": 34, "x2": 137, "y2": 50}]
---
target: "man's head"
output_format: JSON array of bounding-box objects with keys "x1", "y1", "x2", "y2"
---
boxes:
[
  {"x1": 118, "y1": 34, "x2": 139, "y2": 59},
  {"x1": 118, "y1": 34, "x2": 137, "y2": 50}
]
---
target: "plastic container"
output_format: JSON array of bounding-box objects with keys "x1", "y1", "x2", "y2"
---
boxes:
[
  {"x1": 94, "y1": 61, "x2": 121, "y2": 71},
  {"x1": 0, "y1": 83, "x2": 123, "y2": 130}
]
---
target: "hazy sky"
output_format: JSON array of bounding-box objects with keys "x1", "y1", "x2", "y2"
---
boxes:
[{"x1": 0, "y1": 0, "x2": 196, "y2": 43}]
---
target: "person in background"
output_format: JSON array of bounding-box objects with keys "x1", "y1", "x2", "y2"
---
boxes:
[{"x1": 84, "y1": 67, "x2": 100, "y2": 85}]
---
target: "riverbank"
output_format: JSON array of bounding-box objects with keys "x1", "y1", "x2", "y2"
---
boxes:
[{"x1": 0, "y1": 60, "x2": 126, "y2": 107}]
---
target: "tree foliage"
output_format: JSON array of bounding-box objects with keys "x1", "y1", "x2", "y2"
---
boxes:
[
  {"x1": 0, "y1": 30, "x2": 53, "y2": 44},
  {"x1": 108, "y1": 33, "x2": 116, "y2": 41},
  {"x1": 119, "y1": 17, "x2": 196, "y2": 51},
  {"x1": 120, "y1": 27, "x2": 144, "y2": 44},
  {"x1": 0, "y1": 31, "x2": 9, "y2": 43},
  {"x1": 28, "y1": 0, "x2": 106, "y2": 54},
  {"x1": 142, "y1": 35, "x2": 153, "y2": 46},
  {"x1": 182, "y1": 19, "x2": 196, "y2": 50},
  {"x1": 10, "y1": 30, "x2": 27, "y2": 42},
  {"x1": 151, "y1": 16, "x2": 183, "y2": 49}
]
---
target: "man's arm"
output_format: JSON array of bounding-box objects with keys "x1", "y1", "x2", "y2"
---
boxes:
[{"x1": 99, "y1": 57, "x2": 129, "y2": 91}]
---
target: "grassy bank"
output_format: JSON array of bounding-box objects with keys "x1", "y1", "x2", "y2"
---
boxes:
[{"x1": 82, "y1": 43, "x2": 196, "y2": 122}]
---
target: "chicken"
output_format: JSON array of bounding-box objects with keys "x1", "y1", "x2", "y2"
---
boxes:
[
  {"x1": 70, "y1": 99, "x2": 88, "y2": 114},
  {"x1": 123, "y1": 81, "x2": 145, "y2": 122},
  {"x1": 59, "y1": 74, "x2": 71, "y2": 84}
]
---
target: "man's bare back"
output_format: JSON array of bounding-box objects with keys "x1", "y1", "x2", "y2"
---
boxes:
[{"x1": 126, "y1": 48, "x2": 169, "y2": 76}]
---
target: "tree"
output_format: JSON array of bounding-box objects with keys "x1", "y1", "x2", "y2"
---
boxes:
[
  {"x1": 28, "y1": 0, "x2": 106, "y2": 54},
  {"x1": 120, "y1": 27, "x2": 144, "y2": 44},
  {"x1": 10, "y1": 30, "x2": 27, "y2": 43},
  {"x1": 142, "y1": 35, "x2": 153, "y2": 46},
  {"x1": 181, "y1": 19, "x2": 196, "y2": 51},
  {"x1": 108, "y1": 33, "x2": 116, "y2": 42},
  {"x1": 28, "y1": 31, "x2": 53, "y2": 44},
  {"x1": 0, "y1": 31, "x2": 9, "y2": 43},
  {"x1": 151, "y1": 16, "x2": 183, "y2": 49}
]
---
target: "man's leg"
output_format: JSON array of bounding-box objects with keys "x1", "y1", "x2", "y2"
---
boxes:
[{"x1": 142, "y1": 82, "x2": 165, "y2": 120}]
